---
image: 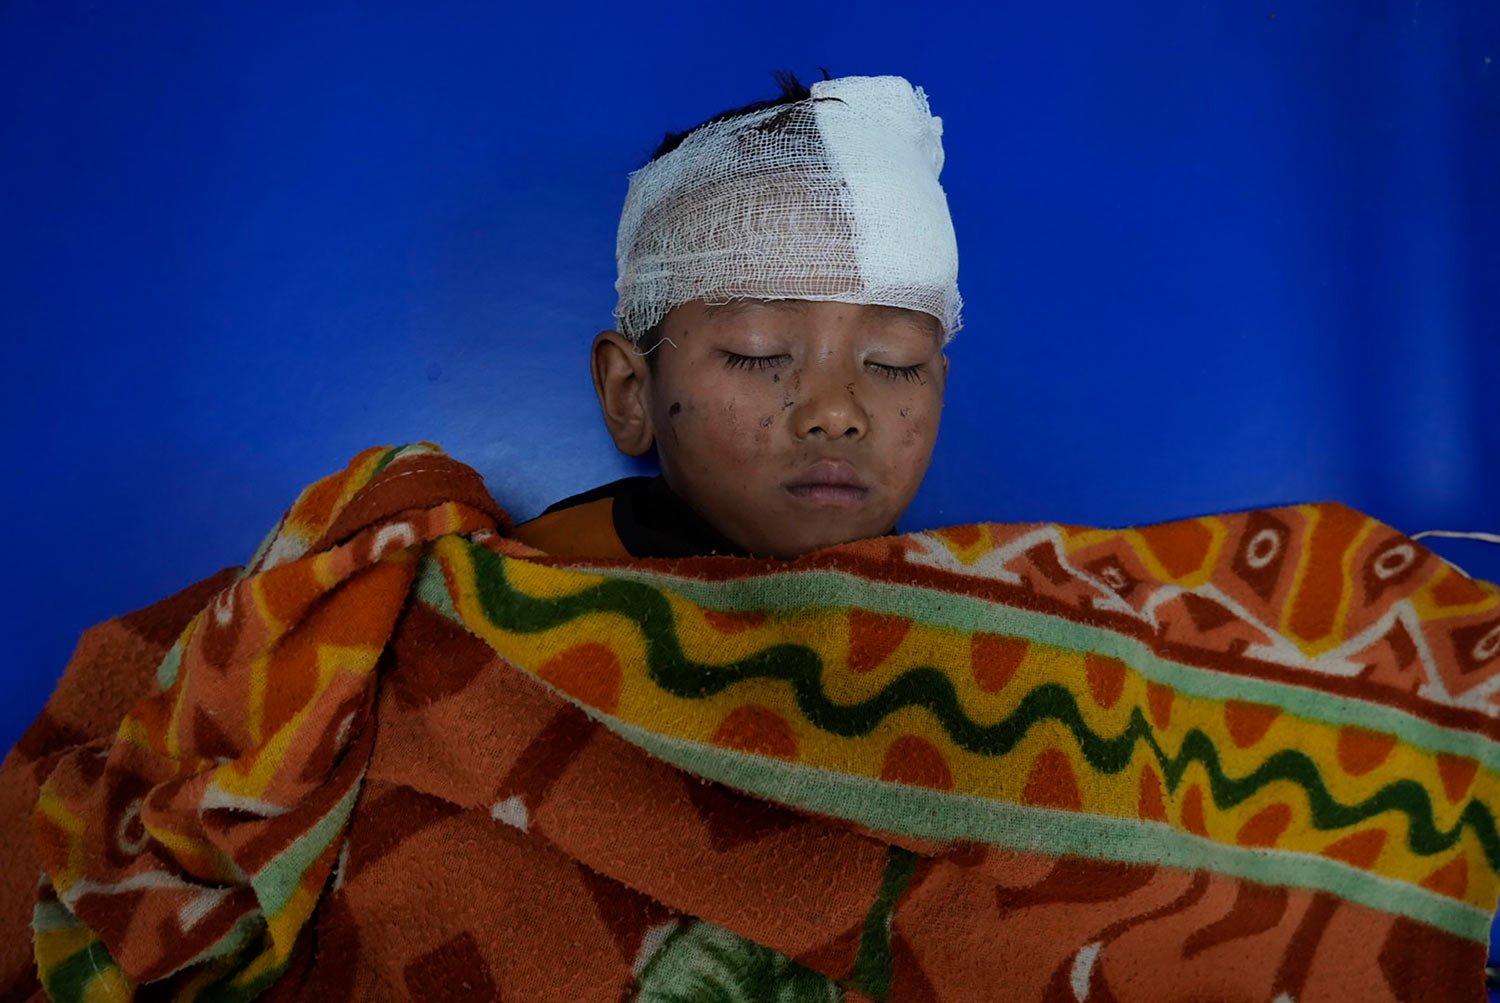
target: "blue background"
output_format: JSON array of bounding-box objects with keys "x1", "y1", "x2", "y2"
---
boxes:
[{"x1": 2, "y1": 0, "x2": 1498, "y2": 976}]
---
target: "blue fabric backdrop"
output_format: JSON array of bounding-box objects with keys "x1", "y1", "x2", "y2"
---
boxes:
[{"x1": 2, "y1": 0, "x2": 1497, "y2": 971}]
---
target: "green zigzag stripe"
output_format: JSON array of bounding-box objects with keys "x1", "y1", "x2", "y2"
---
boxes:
[
  {"x1": 574, "y1": 564, "x2": 1500, "y2": 771},
  {"x1": 603, "y1": 715, "x2": 1493, "y2": 943},
  {"x1": 463, "y1": 543, "x2": 1500, "y2": 874}
]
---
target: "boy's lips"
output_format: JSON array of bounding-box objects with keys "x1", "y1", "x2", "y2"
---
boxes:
[{"x1": 784, "y1": 460, "x2": 870, "y2": 507}]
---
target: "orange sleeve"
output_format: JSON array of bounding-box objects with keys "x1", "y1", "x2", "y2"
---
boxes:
[{"x1": 511, "y1": 497, "x2": 632, "y2": 558}]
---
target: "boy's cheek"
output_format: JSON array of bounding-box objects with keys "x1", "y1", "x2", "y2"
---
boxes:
[
  {"x1": 899, "y1": 408, "x2": 937, "y2": 448},
  {"x1": 871, "y1": 385, "x2": 937, "y2": 445},
  {"x1": 684, "y1": 386, "x2": 783, "y2": 450},
  {"x1": 660, "y1": 399, "x2": 761, "y2": 475}
]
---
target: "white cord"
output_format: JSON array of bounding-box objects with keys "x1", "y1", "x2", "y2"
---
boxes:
[
  {"x1": 1411, "y1": 529, "x2": 1500, "y2": 545},
  {"x1": 1409, "y1": 529, "x2": 1500, "y2": 581},
  {"x1": 630, "y1": 336, "x2": 677, "y2": 358}
]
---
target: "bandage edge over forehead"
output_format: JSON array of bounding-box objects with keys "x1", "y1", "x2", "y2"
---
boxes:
[{"x1": 612, "y1": 74, "x2": 964, "y2": 346}]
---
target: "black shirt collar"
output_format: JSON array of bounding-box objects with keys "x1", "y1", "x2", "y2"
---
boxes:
[{"x1": 541, "y1": 475, "x2": 748, "y2": 559}]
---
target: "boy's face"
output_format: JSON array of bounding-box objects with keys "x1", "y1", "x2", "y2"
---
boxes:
[{"x1": 592, "y1": 299, "x2": 948, "y2": 559}]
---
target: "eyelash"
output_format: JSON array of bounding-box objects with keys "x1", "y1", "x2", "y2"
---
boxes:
[
  {"x1": 870, "y1": 363, "x2": 927, "y2": 384},
  {"x1": 723, "y1": 353, "x2": 926, "y2": 384},
  {"x1": 723, "y1": 353, "x2": 788, "y2": 371}
]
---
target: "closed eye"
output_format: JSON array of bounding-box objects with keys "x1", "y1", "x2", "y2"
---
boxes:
[
  {"x1": 868, "y1": 362, "x2": 927, "y2": 384},
  {"x1": 723, "y1": 352, "x2": 791, "y2": 371}
]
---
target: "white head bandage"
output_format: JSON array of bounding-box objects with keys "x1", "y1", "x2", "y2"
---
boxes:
[{"x1": 613, "y1": 74, "x2": 963, "y2": 344}]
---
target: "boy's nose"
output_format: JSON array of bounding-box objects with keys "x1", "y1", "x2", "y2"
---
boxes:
[{"x1": 791, "y1": 366, "x2": 870, "y2": 440}]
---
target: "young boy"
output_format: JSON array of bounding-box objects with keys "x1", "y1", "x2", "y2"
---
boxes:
[
  {"x1": 0, "y1": 70, "x2": 971, "y2": 1000},
  {"x1": 513, "y1": 71, "x2": 962, "y2": 560}
]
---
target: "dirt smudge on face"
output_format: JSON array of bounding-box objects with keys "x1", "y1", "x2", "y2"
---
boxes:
[
  {"x1": 902, "y1": 415, "x2": 927, "y2": 446},
  {"x1": 668, "y1": 402, "x2": 682, "y2": 417}
]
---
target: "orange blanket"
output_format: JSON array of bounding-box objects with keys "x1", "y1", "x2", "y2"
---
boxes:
[{"x1": 3, "y1": 443, "x2": 1497, "y2": 1001}]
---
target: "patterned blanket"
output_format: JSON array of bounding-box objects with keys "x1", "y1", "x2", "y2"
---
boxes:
[{"x1": 3, "y1": 443, "x2": 1498, "y2": 1002}]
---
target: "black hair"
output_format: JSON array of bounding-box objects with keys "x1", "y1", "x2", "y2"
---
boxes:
[
  {"x1": 642, "y1": 68, "x2": 820, "y2": 168},
  {"x1": 634, "y1": 68, "x2": 831, "y2": 367}
]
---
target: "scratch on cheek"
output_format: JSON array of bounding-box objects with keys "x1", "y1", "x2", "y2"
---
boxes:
[
  {"x1": 900, "y1": 406, "x2": 910, "y2": 419},
  {"x1": 759, "y1": 414, "x2": 773, "y2": 428}
]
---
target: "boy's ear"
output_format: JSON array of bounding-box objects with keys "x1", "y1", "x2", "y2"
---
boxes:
[{"x1": 591, "y1": 329, "x2": 656, "y2": 456}]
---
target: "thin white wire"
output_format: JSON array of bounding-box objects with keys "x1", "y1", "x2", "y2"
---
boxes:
[
  {"x1": 630, "y1": 336, "x2": 677, "y2": 357},
  {"x1": 1409, "y1": 528, "x2": 1500, "y2": 581},
  {"x1": 1411, "y1": 529, "x2": 1500, "y2": 545}
]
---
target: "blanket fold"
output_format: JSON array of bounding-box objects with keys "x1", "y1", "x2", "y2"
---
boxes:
[{"x1": 3, "y1": 441, "x2": 1498, "y2": 1002}]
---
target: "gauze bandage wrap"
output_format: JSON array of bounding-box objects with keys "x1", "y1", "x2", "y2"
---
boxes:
[{"x1": 613, "y1": 75, "x2": 963, "y2": 344}]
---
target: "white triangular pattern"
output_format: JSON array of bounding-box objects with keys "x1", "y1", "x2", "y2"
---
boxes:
[
  {"x1": 1070, "y1": 941, "x2": 1101, "y2": 1000},
  {"x1": 490, "y1": 795, "x2": 529, "y2": 831}
]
